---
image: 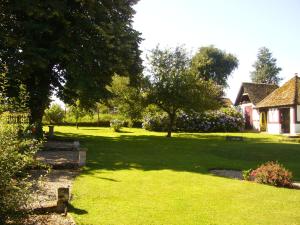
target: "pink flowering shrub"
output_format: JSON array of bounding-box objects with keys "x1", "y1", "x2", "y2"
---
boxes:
[{"x1": 250, "y1": 161, "x2": 293, "y2": 187}]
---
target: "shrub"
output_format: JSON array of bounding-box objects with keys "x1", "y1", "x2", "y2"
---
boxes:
[
  {"x1": 242, "y1": 169, "x2": 253, "y2": 181},
  {"x1": 142, "y1": 113, "x2": 169, "y2": 132},
  {"x1": 142, "y1": 107, "x2": 244, "y2": 132},
  {"x1": 0, "y1": 120, "x2": 42, "y2": 223},
  {"x1": 110, "y1": 119, "x2": 124, "y2": 132},
  {"x1": 44, "y1": 103, "x2": 65, "y2": 124},
  {"x1": 250, "y1": 161, "x2": 293, "y2": 187},
  {"x1": 177, "y1": 108, "x2": 244, "y2": 132}
]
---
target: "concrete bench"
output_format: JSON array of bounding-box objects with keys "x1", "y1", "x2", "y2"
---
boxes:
[{"x1": 225, "y1": 136, "x2": 244, "y2": 141}]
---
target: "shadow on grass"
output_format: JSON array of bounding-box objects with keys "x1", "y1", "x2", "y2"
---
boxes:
[
  {"x1": 98, "y1": 177, "x2": 120, "y2": 182},
  {"x1": 68, "y1": 203, "x2": 88, "y2": 215},
  {"x1": 115, "y1": 130, "x2": 133, "y2": 134},
  {"x1": 55, "y1": 130, "x2": 300, "y2": 180}
]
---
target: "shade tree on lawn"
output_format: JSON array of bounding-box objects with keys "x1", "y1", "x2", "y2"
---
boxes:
[
  {"x1": 67, "y1": 100, "x2": 86, "y2": 129},
  {"x1": 106, "y1": 74, "x2": 145, "y2": 125},
  {"x1": 0, "y1": 0, "x2": 142, "y2": 136},
  {"x1": 147, "y1": 46, "x2": 222, "y2": 137}
]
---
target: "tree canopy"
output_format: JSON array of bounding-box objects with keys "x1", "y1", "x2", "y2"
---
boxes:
[
  {"x1": 250, "y1": 47, "x2": 282, "y2": 85},
  {"x1": 190, "y1": 46, "x2": 238, "y2": 87},
  {"x1": 106, "y1": 74, "x2": 144, "y2": 124},
  {"x1": 0, "y1": 0, "x2": 142, "y2": 134},
  {"x1": 147, "y1": 46, "x2": 222, "y2": 137}
]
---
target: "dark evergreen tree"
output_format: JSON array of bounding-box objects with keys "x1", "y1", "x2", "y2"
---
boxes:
[{"x1": 250, "y1": 47, "x2": 282, "y2": 85}]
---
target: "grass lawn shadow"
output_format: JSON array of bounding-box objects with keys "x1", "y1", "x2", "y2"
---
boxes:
[
  {"x1": 68, "y1": 203, "x2": 88, "y2": 215},
  {"x1": 55, "y1": 129, "x2": 300, "y2": 180},
  {"x1": 54, "y1": 127, "x2": 300, "y2": 225}
]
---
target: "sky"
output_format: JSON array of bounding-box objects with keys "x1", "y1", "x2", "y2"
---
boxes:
[{"x1": 132, "y1": 0, "x2": 300, "y2": 102}]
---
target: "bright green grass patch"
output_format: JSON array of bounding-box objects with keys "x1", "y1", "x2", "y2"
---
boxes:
[{"x1": 54, "y1": 126, "x2": 300, "y2": 225}]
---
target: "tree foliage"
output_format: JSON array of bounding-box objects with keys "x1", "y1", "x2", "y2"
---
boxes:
[
  {"x1": 147, "y1": 46, "x2": 222, "y2": 137},
  {"x1": 0, "y1": 0, "x2": 142, "y2": 135},
  {"x1": 0, "y1": 116, "x2": 42, "y2": 224},
  {"x1": 250, "y1": 47, "x2": 282, "y2": 85},
  {"x1": 67, "y1": 100, "x2": 86, "y2": 129},
  {"x1": 190, "y1": 46, "x2": 239, "y2": 87},
  {"x1": 0, "y1": 72, "x2": 29, "y2": 114},
  {"x1": 106, "y1": 74, "x2": 144, "y2": 124},
  {"x1": 44, "y1": 103, "x2": 65, "y2": 124}
]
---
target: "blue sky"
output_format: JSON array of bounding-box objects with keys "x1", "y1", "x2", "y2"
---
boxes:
[{"x1": 133, "y1": 0, "x2": 300, "y2": 102}]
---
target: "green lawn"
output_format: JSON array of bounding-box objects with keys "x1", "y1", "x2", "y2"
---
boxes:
[{"x1": 54, "y1": 126, "x2": 300, "y2": 225}]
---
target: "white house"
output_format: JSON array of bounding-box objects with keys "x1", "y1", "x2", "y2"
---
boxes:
[
  {"x1": 256, "y1": 75, "x2": 300, "y2": 134},
  {"x1": 234, "y1": 82, "x2": 278, "y2": 130}
]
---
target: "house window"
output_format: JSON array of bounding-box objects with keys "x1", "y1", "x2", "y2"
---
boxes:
[{"x1": 297, "y1": 105, "x2": 300, "y2": 122}]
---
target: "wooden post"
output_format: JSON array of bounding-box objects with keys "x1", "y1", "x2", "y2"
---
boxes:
[{"x1": 57, "y1": 187, "x2": 69, "y2": 214}]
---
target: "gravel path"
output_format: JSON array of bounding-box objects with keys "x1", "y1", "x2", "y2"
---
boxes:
[{"x1": 27, "y1": 169, "x2": 79, "y2": 225}]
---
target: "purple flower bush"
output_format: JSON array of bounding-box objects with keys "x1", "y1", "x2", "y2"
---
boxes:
[{"x1": 143, "y1": 107, "x2": 244, "y2": 132}]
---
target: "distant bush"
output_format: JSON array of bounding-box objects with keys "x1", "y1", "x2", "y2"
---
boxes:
[
  {"x1": 44, "y1": 103, "x2": 65, "y2": 124},
  {"x1": 242, "y1": 169, "x2": 253, "y2": 181},
  {"x1": 0, "y1": 116, "x2": 42, "y2": 223},
  {"x1": 250, "y1": 161, "x2": 293, "y2": 187},
  {"x1": 142, "y1": 112, "x2": 169, "y2": 131},
  {"x1": 110, "y1": 119, "x2": 124, "y2": 132},
  {"x1": 143, "y1": 107, "x2": 244, "y2": 132}
]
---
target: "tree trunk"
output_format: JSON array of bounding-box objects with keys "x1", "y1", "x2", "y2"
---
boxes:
[
  {"x1": 167, "y1": 113, "x2": 175, "y2": 138},
  {"x1": 97, "y1": 108, "x2": 100, "y2": 127},
  {"x1": 29, "y1": 104, "x2": 46, "y2": 138},
  {"x1": 26, "y1": 70, "x2": 51, "y2": 138}
]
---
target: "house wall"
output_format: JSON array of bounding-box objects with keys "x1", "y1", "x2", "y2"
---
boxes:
[
  {"x1": 292, "y1": 106, "x2": 300, "y2": 134},
  {"x1": 239, "y1": 103, "x2": 253, "y2": 113},
  {"x1": 252, "y1": 108, "x2": 260, "y2": 130},
  {"x1": 295, "y1": 124, "x2": 300, "y2": 133},
  {"x1": 267, "y1": 108, "x2": 281, "y2": 134},
  {"x1": 290, "y1": 107, "x2": 296, "y2": 134},
  {"x1": 239, "y1": 103, "x2": 260, "y2": 130},
  {"x1": 268, "y1": 123, "x2": 281, "y2": 134},
  {"x1": 266, "y1": 106, "x2": 300, "y2": 134}
]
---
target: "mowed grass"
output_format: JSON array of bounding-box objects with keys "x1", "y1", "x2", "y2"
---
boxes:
[{"x1": 54, "y1": 126, "x2": 300, "y2": 225}]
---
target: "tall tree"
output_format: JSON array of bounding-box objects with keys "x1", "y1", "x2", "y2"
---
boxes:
[
  {"x1": 106, "y1": 74, "x2": 144, "y2": 124},
  {"x1": 68, "y1": 100, "x2": 85, "y2": 129},
  {"x1": 0, "y1": 0, "x2": 142, "y2": 135},
  {"x1": 250, "y1": 47, "x2": 282, "y2": 85},
  {"x1": 147, "y1": 46, "x2": 222, "y2": 137},
  {"x1": 190, "y1": 46, "x2": 239, "y2": 87}
]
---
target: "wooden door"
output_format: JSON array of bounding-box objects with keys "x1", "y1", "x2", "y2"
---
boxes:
[
  {"x1": 244, "y1": 106, "x2": 253, "y2": 129},
  {"x1": 280, "y1": 108, "x2": 290, "y2": 133},
  {"x1": 260, "y1": 111, "x2": 267, "y2": 131}
]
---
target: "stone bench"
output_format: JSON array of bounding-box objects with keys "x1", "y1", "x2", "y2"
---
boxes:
[
  {"x1": 225, "y1": 136, "x2": 244, "y2": 141},
  {"x1": 38, "y1": 140, "x2": 87, "y2": 168}
]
